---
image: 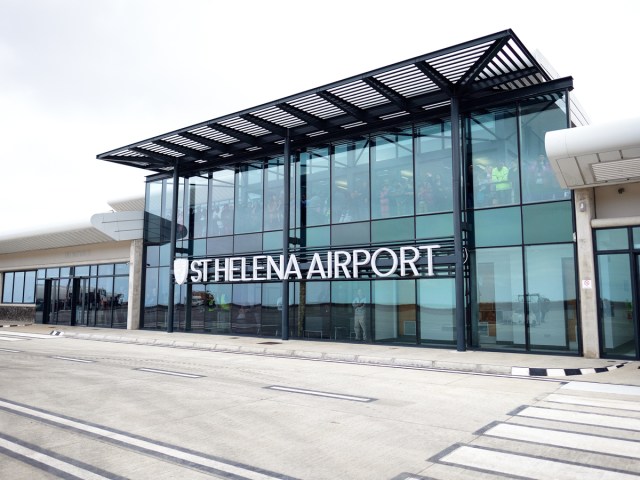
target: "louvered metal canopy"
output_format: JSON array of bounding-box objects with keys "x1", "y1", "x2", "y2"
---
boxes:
[{"x1": 98, "y1": 30, "x2": 561, "y2": 175}]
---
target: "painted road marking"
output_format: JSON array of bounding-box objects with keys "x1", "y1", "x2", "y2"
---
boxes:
[
  {"x1": 546, "y1": 393, "x2": 640, "y2": 412},
  {"x1": 0, "y1": 398, "x2": 293, "y2": 480},
  {"x1": 266, "y1": 385, "x2": 376, "y2": 402},
  {"x1": 135, "y1": 368, "x2": 204, "y2": 378},
  {"x1": 515, "y1": 406, "x2": 640, "y2": 431},
  {"x1": 0, "y1": 433, "x2": 122, "y2": 480},
  {"x1": 484, "y1": 423, "x2": 640, "y2": 459},
  {"x1": 0, "y1": 332, "x2": 60, "y2": 339},
  {"x1": 561, "y1": 382, "x2": 640, "y2": 397},
  {"x1": 0, "y1": 337, "x2": 25, "y2": 342},
  {"x1": 0, "y1": 348, "x2": 21, "y2": 353},
  {"x1": 439, "y1": 445, "x2": 638, "y2": 480},
  {"x1": 51, "y1": 356, "x2": 95, "y2": 364}
]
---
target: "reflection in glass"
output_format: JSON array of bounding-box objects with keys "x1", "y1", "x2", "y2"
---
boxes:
[
  {"x1": 331, "y1": 281, "x2": 370, "y2": 341},
  {"x1": 415, "y1": 121, "x2": 452, "y2": 214},
  {"x1": 206, "y1": 283, "x2": 232, "y2": 334},
  {"x1": 371, "y1": 218, "x2": 414, "y2": 243},
  {"x1": 232, "y1": 283, "x2": 261, "y2": 335},
  {"x1": 298, "y1": 147, "x2": 330, "y2": 227},
  {"x1": 13, "y1": 271, "x2": 24, "y2": 303},
  {"x1": 96, "y1": 276, "x2": 113, "y2": 327},
  {"x1": 373, "y1": 279, "x2": 416, "y2": 344},
  {"x1": 525, "y1": 244, "x2": 577, "y2": 352},
  {"x1": 112, "y1": 276, "x2": 129, "y2": 328},
  {"x1": 2, "y1": 272, "x2": 13, "y2": 303},
  {"x1": 23, "y1": 271, "x2": 36, "y2": 303},
  {"x1": 188, "y1": 176, "x2": 209, "y2": 239},
  {"x1": 235, "y1": 164, "x2": 263, "y2": 234},
  {"x1": 300, "y1": 282, "x2": 330, "y2": 339},
  {"x1": 520, "y1": 96, "x2": 569, "y2": 203},
  {"x1": 260, "y1": 283, "x2": 282, "y2": 337},
  {"x1": 473, "y1": 207, "x2": 522, "y2": 247},
  {"x1": 264, "y1": 157, "x2": 285, "y2": 231},
  {"x1": 598, "y1": 254, "x2": 635, "y2": 358},
  {"x1": 332, "y1": 140, "x2": 370, "y2": 223},
  {"x1": 416, "y1": 213, "x2": 453, "y2": 240},
  {"x1": 331, "y1": 222, "x2": 370, "y2": 247},
  {"x1": 419, "y1": 278, "x2": 455, "y2": 345},
  {"x1": 523, "y1": 202, "x2": 573, "y2": 244},
  {"x1": 595, "y1": 228, "x2": 629, "y2": 251},
  {"x1": 371, "y1": 130, "x2": 414, "y2": 219},
  {"x1": 209, "y1": 169, "x2": 235, "y2": 236},
  {"x1": 471, "y1": 247, "x2": 525, "y2": 350}
]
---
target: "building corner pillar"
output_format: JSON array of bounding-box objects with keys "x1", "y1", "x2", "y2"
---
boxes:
[
  {"x1": 575, "y1": 188, "x2": 599, "y2": 358},
  {"x1": 127, "y1": 238, "x2": 144, "y2": 330}
]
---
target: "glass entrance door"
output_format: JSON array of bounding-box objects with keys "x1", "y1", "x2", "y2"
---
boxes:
[{"x1": 74, "y1": 278, "x2": 92, "y2": 326}]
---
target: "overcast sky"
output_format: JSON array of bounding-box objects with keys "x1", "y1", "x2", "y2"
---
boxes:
[{"x1": 1, "y1": 0, "x2": 639, "y2": 234}]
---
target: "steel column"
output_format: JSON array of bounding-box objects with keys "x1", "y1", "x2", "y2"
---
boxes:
[
  {"x1": 281, "y1": 129, "x2": 291, "y2": 340},
  {"x1": 166, "y1": 159, "x2": 180, "y2": 333},
  {"x1": 451, "y1": 96, "x2": 466, "y2": 351}
]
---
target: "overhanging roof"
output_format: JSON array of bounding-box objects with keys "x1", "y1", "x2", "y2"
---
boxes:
[
  {"x1": 546, "y1": 117, "x2": 640, "y2": 189},
  {"x1": 98, "y1": 29, "x2": 569, "y2": 176}
]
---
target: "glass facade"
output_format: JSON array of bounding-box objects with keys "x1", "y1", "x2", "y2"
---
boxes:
[
  {"x1": 140, "y1": 92, "x2": 579, "y2": 353},
  {"x1": 595, "y1": 227, "x2": 639, "y2": 359}
]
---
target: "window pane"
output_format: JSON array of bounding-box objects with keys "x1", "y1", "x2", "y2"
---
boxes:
[
  {"x1": 13, "y1": 271, "x2": 24, "y2": 303},
  {"x1": 188, "y1": 176, "x2": 209, "y2": 239},
  {"x1": 473, "y1": 207, "x2": 521, "y2": 247},
  {"x1": 263, "y1": 231, "x2": 283, "y2": 252},
  {"x1": 468, "y1": 107, "x2": 519, "y2": 208},
  {"x1": 46, "y1": 268, "x2": 59, "y2": 278},
  {"x1": 235, "y1": 164, "x2": 263, "y2": 234},
  {"x1": 373, "y1": 279, "x2": 416, "y2": 344},
  {"x1": 416, "y1": 213, "x2": 454, "y2": 240},
  {"x1": 331, "y1": 281, "x2": 371, "y2": 341},
  {"x1": 96, "y1": 276, "x2": 113, "y2": 327},
  {"x1": 331, "y1": 222, "x2": 370, "y2": 247},
  {"x1": 523, "y1": 202, "x2": 573, "y2": 244},
  {"x1": 209, "y1": 169, "x2": 235, "y2": 236},
  {"x1": 598, "y1": 254, "x2": 634, "y2": 358},
  {"x1": 332, "y1": 140, "x2": 370, "y2": 223},
  {"x1": 112, "y1": 276, "x2": 129, "y2": 329},
  {"x1": 371, "y1": 218, "x2": 414, "y2": 243},
  {"x1": 415, "y1": 121, "x2": 452, "y2": 214},
  {"x1": 471, "y1": 247, "x2": 525, "y2": 350},
  {"x1": 206, "y1": 283, "x2": 232, "y2": 334},
  {"x1": 114, "y1": 263, "x2": 129, "y2": 275},
  {"x1": 207, "y1": 236, "x2": 233, "y2": 256},
  {"x1": 371, "y1": 129, "x2": 414, "y2": 219},
  {"x1": 23, "y1": 271, "x2": 36, "y2": 303},
  {"x1": 3, "y1": 272, "x2": 14, "y2": 303},
  {"x1": 525, "y1": 244, "x2": 577, "y2": 352},
  {"x1": 231, "y1": 283, "x2": 262, "y2": 335},
  {"x1": 419, "y1": 278, "x2": 455, "y2": 345},
  {"x1": 234, "y1": 233, "x2": 263, "y2": 254},
  {"x1": 634, "y1": 227, "x2": 640, "y2": 249},
  {"x1": 301, "y1": 226, "x2": 330, "y2": 248},
  {"x1": 98, "y1": 264, "x2": 114, "y2": 276},
  {"x1": 596, "y1": 228, "x2": 629, "y2": 251},
  {"x1": 59, "y1": 267, "x2": 71, "y2": 278},
  {"x1": 264, "y1": 157, "x2": 285, "y2": 231},
  {"x1": 145, "y1": 180, "x2": 163, "y2": 242},
  {"x1": 298, "y1": 147, "x2": 330, "y2": 227},
  {"x1": 74, "y1": 266, "x2": 90, "y2": 276},
  {"x1": 520, "y1": 95, "x2": 570, "y2": 203}
]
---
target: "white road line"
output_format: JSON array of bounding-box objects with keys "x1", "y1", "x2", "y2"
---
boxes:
[
  {"x1": 0, "y1": 332, "x2": 59, "y2": 339},
  {"x1": 0, "y1": 348, "x2": 21, "y2": 353},
  {"x1": 136, "y1": 368, "x2": 203, "y2": 378},
  {"x1": 516, "y1": 406, "x2": 640, "y2": 431},
  {"x1": 0, "y1": 399, "x2": 280, "y2": 480},
  {"x1": 485, "y1": 423, "x2": 640, "y2": 459},
  {"x1": 546, "y1": 393, "x2": 640, "y2": 412},
  {"x1": 0, "y1": 436, "x2": 113, "y2": 480},
  {"x1": 440, "y1": 445, "x2": 638, "y2": 480},
  {"x1": 561, "y1": 382, "x2": 640, "y2": 397},
  {"x1": 267, "y1": 385, "x2": 374, "y2": 402},
  {"x1": 0, "y1": 337, "x2": 25, "y2": 342},
  {"x1": 51, "y1": 356, "x2": 95, "y2": 364}
]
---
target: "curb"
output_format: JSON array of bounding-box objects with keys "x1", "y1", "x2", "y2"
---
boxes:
[{"x1": 55, "y1": 331, "x2": 626, "y2": 378}]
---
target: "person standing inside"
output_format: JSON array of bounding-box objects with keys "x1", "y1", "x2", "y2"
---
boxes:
[{"x1": 352, "y1": 288, "x2": 368, "y2": 341}]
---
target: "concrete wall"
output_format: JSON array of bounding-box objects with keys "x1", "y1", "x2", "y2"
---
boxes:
[{"x1": 595, "y1": 183, "x2": 640, "y2": 219}]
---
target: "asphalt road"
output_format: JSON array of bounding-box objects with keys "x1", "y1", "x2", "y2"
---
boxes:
[{"x1": 0, "y1": 331, "x2": 638, "y2": 479}]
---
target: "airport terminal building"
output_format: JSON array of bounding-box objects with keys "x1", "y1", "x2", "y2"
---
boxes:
[{"x1": 2, "y1": 30, "x2": 639, "y2": 360}]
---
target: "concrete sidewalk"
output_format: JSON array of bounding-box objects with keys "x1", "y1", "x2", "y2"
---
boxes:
[{"x1": 2, "y1": 321, "x2": 638, "y2": 385}]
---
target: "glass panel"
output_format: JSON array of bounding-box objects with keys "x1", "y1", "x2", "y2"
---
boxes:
[
  {"x1": 234, "y1": 233, "x2": 263, "y2": 254},
  {"x1": 598, "y1": 254, "x2": 635, "y2": 358},
  {"x1": 264, "y1": 157, "x2": 285, "y2": 231},
  {"x1": 23, "y1": 271, "x2": 36, "y2": 303},
  {"x1": 473, "y1": 207, "x2": 522, "y2": 247},
  {"x1": 35, "y1": 279, "x2": 45, "y2": 323},
  {"x1": 114, "y1": 263, "x2": 129, "y2": 275},
  {"x1": 231, "y1": 283, "x2": 261, "y2": 335},
  {"x1": 55, "y1": 278, "x2": 73, "y2": 325},
  {"x1": 260, "y1": 283, "x2": 282, "y2": 337},
  {"x1": 37, "y1": 269, "x2": 46, "y2": 279},
  {"x1": 634, "y1": 227, "x2": 640, "y2": 249},
  {"x1": 74, "y1": 266, "x2": 90, "y2": 277},
  {"x1": 371, "y1": 129, "x2": 414, "y2": 219},
  {"x1": 159, "y1": 243, "x2": 171, "y2": 266},
  {"x1": 206, "y1": 284, "x2": 232, "y2": 334},
  {"x1": 520, "y1": 95, "x2": 570, "y2": 203},
  {"x1": 299, "y1": 282, "x2": 330, "y2": 339},
  {"x1": 3, "y1": 272, "x2": 13, "y2": 303},
  {"x1": 188, "y1": 176, "x2": 209, "y2": 239},
  {"x1": 98, "y1": 264, "x2": 114, "y2": 276},
  {"x1": 596, "y1": 228, "x2": 629, "y2": 251},
  {"x1": 263, "y1": 231, "x2": 283, "y2": 251},
  {"x1": 415, "y1": 121, "x2": 452, "y2": 214},
  {"x1": 145, "y1": 180, "x2": 163, "y2": 242},
  {"x1": 525, "y1": 244, "x2": 578, "y2": 352},
  {"x1": 157, "y1": 266, "x2": 170, "y2": 329},
  {"x1": 416, "y1": 213, "x2": 454, "y2": 240},
  {"x1": 331, "y1": 222, "x2": 370, "y2": 247},
  {"x1": 191, "y1": 239, "x2": 206, "y2": 257},
  {"x1": 373, "y1": 279, "x2": 416, "y2": 344},
  {"x1": 46, "y1": 268, "x2": 59, "y2": 278},
  {"x1": 523, "y1": 202, "x2": 573, "y2": 244},
  {"x1": 331, "y1": 281, "x2": 371, "y2": 341},
  {"x1": 112, "y1": 276, "x2": 128, "y2": 328},
  {"x1": 332, "y1": 140, "x2": 370, "y2": 223},
  {"x1": 371, "y1": 218, "x2": 415, "y2": 243},
  {"x1": 96, "y1": 276, "x2": 113, "y2": 327},
  {"x1": 298, "y1": 147, "x2": 330, "y2": 227},
  {"x1": 235, "y1": 164, "x2": 263, "y2": 234},
  {"x1": 467, "y1": 107, "x2": 519, "y2": 208},
  {"x1": 209, "y1": 169, "x2": 235, "y2": 236},
  {"x1": 419, "y1": 278, "x2": 455, "y2": 345},
  {"x1": 300, "y1": 226, "x2": 330, "y2": 248},
  {"x1": 471, "y1": 247, "x2": 525, "y2": 350},
  {"x1": 12, "y1": 271, "x2": 24, "y2": 303},
  {"x1": 59, "y1": 267, "x2": 71, "y2": 278},
  {"x1": 188, "y1": 284, "x2": 207, "y2": 333},
  {"x1": 207, "y1": 236, "x2": 233, "y2": 256}
]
